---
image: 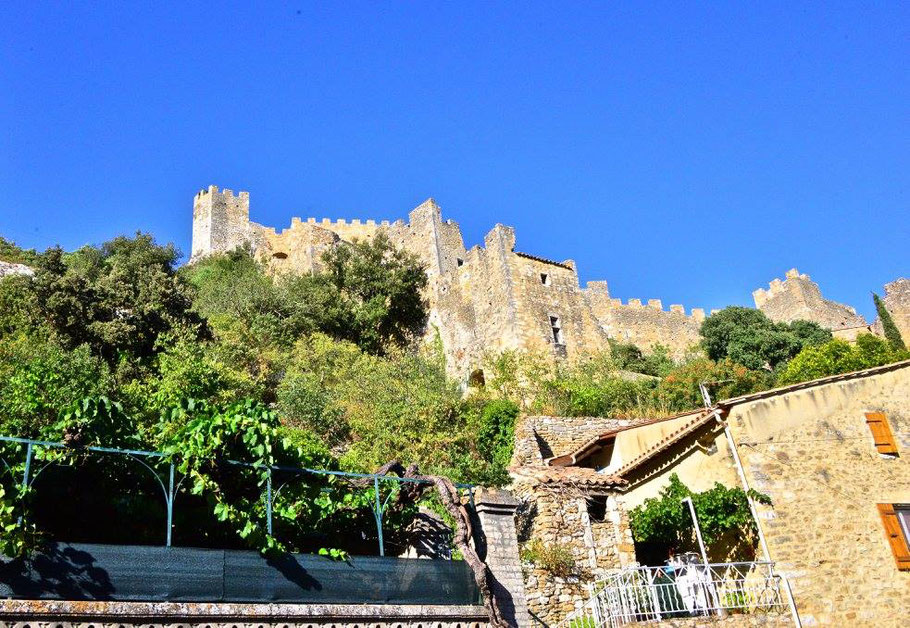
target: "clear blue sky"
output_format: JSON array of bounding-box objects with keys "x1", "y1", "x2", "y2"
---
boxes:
[{"x1": 1, "y1": 3, "x2": 907, "y2": 320}]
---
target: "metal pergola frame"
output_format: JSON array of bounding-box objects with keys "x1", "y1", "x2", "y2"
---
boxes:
[{"x1": 0, "y1": 434, "x2": 474, "y2": 557}]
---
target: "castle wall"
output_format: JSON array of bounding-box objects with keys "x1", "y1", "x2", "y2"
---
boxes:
[
  {"x1": 753, "y1": 268, "x2": 867, "y2": 330},
  {"x1": 880, "y1": 278, "x2": 910, "y2": 344},
  {"x1": 192, "y1": 187, "x2": 899, "y2": 382}
]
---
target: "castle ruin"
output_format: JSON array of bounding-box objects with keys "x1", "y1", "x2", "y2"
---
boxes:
[
  {"x1": 191, "y1": 186, "x2": 909, "y2": 379},
  {"x1": 191, "y1": 186, "x2": 706, "y2": 378}
]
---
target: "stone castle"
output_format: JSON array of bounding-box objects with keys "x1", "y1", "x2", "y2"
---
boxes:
[{"x1": 191, "y1": 185, "x2": 909, "y2": 378}]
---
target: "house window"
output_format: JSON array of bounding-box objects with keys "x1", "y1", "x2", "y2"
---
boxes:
[
  {"x1": 457, "y1": 258, "x2": 464, "y2": 267},
  {"x1": 540, "y1": 273, "x2": 550, "y2": 285},
  {"x1": 587, "y1": 496, "x2": 608, "y2": 523},
  {"x1": 549, "y1": 316, "x2": 564, "y2": 345},
  {"x1": 878, "y1": 503, "x2": 910, "y2": 571},
  {"x1": 865, "y1": 412, "x2": 899, "y2": 455}
]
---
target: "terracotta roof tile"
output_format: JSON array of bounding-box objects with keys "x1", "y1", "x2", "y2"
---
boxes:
[{"x1": 511, "y1": 465, "x2": 627, "y2": 488}]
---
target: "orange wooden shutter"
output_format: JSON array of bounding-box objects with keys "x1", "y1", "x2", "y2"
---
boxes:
[
  {"x1": 865, "y1": 412, "x2": 898, "y2": 455},
  {"x1": 877, "y1": 503, "x2": 910, "y2": 571}
]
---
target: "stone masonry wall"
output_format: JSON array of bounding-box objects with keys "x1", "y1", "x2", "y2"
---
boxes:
[
  {"x1": 511, "y1": 415, "x2": 639, "y2": 466},
  {"x1": 752, "y1": 268, "x2": 866, "y2": 330},
  {"x1": 189, "y1": 187, "x2": 708, "y2": 381},
  {"x1": 727, "y1": 364, "x2": 910, "y2": 627},
  {"x1": 879, "y1": 278, "x2": 910, "y2": 346}
]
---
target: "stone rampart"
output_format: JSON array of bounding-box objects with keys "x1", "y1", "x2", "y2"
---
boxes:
[{"x1": 752, "y1": 268, "x2": 866, "y2": 330}]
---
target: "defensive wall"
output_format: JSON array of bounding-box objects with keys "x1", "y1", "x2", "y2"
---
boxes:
[
  {"x1": 191, "y1": 187, "x2": 707, "y2": 379},
  {"x1": 191, "y1": 187, "x2": 908, "y2": 381}
]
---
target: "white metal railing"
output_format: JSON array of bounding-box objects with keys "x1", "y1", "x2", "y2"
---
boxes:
[{"x1": 558, "y1": 561, "x2": 794, "y2": 628}]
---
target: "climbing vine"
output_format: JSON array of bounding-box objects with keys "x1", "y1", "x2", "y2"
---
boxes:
[{"x1": 628, "y1": 474, "x2": 770, "y2": 553}]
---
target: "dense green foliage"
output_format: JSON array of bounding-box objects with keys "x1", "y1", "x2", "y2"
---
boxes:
[
  {"x1": 777, "y1": 334, "x2": 908, "y2": 385},
  {"x1": 874, "y1": 292, "x2": 906, "y2": 351},
  {"x1": 628, "y1": 474, "x2": 771, "y2": 559},
  {"x1": 0, "y1": 236, "x2": 39, "y2": 265},
  {"x1": 700, "y1": 306, "x2": 831, "y2": 370},
  {"x1": 0, "y1": 229, "x2": 906, "y2": 558}
]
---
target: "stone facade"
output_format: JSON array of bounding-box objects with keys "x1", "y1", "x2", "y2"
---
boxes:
[
  {"x1": 513, "y1": 362, "x2": 910, "y2": 626},
  {"x1": 726, "y1": 364, "x2": 910, "y2": 627},
  {"x1": 190, "y1": 186, "x2": 705, "y2": 379},
  {"x1": 752, "y1": 268, "x2": 867, "y2": 330}
]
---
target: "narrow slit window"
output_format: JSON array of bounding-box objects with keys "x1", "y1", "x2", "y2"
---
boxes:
[
  {"x1": 457, "y1": 258, "x2": 464, "y2": 267},
  {"x1": 540, "y1": 273, "x2": 550, "y2": 285},
  {"x1": 865, "y1": 412, "x2": 899, "y2": 455},
  {"x1": 550, "y1": 316, "x2": 563, "y2": 345}
]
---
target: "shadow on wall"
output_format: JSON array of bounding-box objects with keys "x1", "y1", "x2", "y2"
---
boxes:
[{"x1": 0, "y1": 543, "x2": 114, "y2": 599}]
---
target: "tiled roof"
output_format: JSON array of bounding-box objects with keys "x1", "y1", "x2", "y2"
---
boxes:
[
  {"x1": 514, "y1": 251, "x2": 573, "y2": 270},
  {"x1": 511, "y1": 465, "x2": 627, "y2": 489},
  {"x1": 546, "y1": 409, "x2": 705, "y2": 467},
  {"x1": 612, "y1": 410, "x2": 720, "y2": 479}
]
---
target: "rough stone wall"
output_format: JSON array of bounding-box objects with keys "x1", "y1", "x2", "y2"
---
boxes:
[
  {"x1": 878, "y1": 277, "x2": 910, "y2": 345},
  {"x1": 509, "y1": 483, "x2": 634, "y2": 625},
  {"x1": 512, "y1": 415, "x2": 639, "y2": 466},
  {"x1": 586, "y1": 284, "x2": 705, "y2": 357},
  {"x1": 752, "y1": 268, "x2": 867, "y2": 330},
  {"x1": 727, "y1": 364, "x2": 910, "y2": 627}
]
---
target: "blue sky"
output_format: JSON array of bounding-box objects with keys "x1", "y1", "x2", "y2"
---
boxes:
[{"x1": 1, "y1": 3, "x2": 906, "y2": 320}]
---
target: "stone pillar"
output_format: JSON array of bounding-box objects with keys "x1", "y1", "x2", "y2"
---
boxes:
[{"x1": 474, "y1": 488, "x2": 530, "y2": 628}]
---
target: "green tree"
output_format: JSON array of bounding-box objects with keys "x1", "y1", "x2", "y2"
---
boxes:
[
  {"x1": 0, "y1": 236, "x2": 39, "y2": 265},
  {"x1": 654, "y1": 358, "x2": 771, "y2": 411},
  {"x1": 0, "y1": 335, "x2": 114, "y2": 437},
  {"x1": 320, "y1": 233, "x2": 428, "y2": 354},
  {"x1": 777, "y1": 334, "x2": 908, "y2": 385},
  {"x1": 700, "y1": 306, "x2": 831, "y2": 370},
  {"x1": 25, "y1": 234, "x2": 202, "y2": 364},
  {"x1": 874, "y1": 292, "x2": 906, "y2": 352}
]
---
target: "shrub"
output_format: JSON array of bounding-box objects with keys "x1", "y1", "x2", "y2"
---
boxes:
[
  {"x1": 777, "y1": 334, "x2": 908, "y2": 385},
  {"x1": 700, "y1": 307, "x2": 831, "y2": 370},
  {"x1": 520, "y1": 538, "x2": 577, "y2": 578}
]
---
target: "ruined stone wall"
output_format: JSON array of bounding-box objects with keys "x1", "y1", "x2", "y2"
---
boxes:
[
  {"x1": 586, "y1": 283, "x2": 705, "y2": 357},
  {"x1": 187, "y1": 187, "x2": 726, "y2": 380},
  {"x1": 727, "y1": 364, "x2": 910, "y2": 627},
  {"x1": 512, "y1": 415, "x2": 639, "y2": 466},
  {"x1": 510, "y1": 482, "x2": 635, "y2": 625},
  {"x1": 752, "y1": 268, "x2": 867, "y2": 331},
  {"x1": 879, "y1": 278, "x2": 910, "y2": 345}
]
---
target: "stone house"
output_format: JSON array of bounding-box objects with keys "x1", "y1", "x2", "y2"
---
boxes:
[{"x1": 510, "y1": 360, "x2": 910, "y2": 626}]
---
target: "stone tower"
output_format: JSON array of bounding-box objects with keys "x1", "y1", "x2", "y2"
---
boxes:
[{"x1": 191, "y1": 185, "x2": 254, "y2": 262}]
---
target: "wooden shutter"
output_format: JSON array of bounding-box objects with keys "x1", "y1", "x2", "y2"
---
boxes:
[
  {"x1": 865, "y1": 412, "x2": 898, "y2": 455},
  {"x1": 877, "y1": 503, "x2": 910, "y2": 571}
]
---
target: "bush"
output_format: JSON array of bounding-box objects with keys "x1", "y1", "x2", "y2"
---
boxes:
[
  {"x1": 777, "y1": 334, "x2": 909, "y2": 385},
  {"x1": 520, "y1": 538, "x2": 577, "y2": 578},
  {"x1": 654, "y1": 358, "x2": 771, "y2": 410},
  {"x1": 628, "y1": 474, "x2": 770, "y2": 557},
  {"x1": 700, "y1": 307, "x2": 831, "y2": 370}
]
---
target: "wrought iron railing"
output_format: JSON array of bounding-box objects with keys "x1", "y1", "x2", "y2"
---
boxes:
[
  {"x1": 0, "y1": 435, "x2": 474, "y2": 557},
  {"x1": 559, "y1": 561, "x2": 797, "y2": 627}
]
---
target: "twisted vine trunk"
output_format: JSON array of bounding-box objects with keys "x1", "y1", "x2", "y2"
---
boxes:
[{"x1": 372, "y1": 461, "x2": 510, "y2": 628}]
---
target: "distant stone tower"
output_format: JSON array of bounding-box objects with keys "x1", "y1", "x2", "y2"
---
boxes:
[
  {"x1": 752, "y1": 268, "x2": 867, "y2": 330},
  {"x1": 191, "y1": 185, "x2": 254, "y2": 262}
]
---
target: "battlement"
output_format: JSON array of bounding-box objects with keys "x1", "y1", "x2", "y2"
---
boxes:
[
  {"x1": 595, "y1": 293, "x2": 705, "y2": 319},
  {"x1": 753, "y1": 267, "x2": 866, "y2": 329}
]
